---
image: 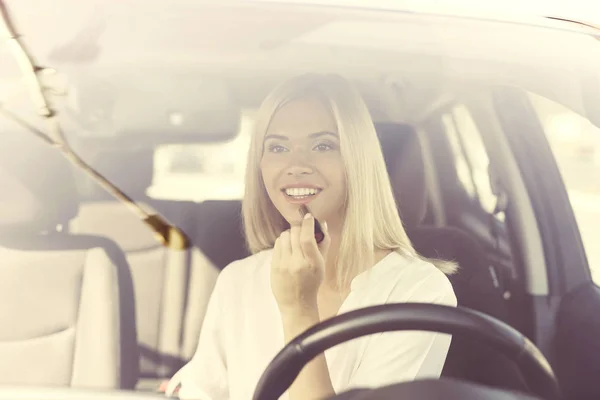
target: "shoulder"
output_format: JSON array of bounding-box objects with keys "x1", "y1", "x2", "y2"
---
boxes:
[
  {"x1": 215, "y1": 249, "x2": 273, "y2": 289},
  {"x1": 378, "y1": 252, "x2": 457, "y2": 307}
]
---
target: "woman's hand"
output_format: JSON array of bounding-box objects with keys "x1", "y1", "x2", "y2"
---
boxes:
[
  {"x1": 271, "y1": 212, "x2": 336, "y2": 400},
  {"x1": 271, "y1": 212, "x2": 330, "y2": 315}
]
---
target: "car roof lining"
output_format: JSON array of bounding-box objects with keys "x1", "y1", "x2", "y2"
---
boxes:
[{"x1": 5, "y1": 1, "x2": 598, "y2": 123}]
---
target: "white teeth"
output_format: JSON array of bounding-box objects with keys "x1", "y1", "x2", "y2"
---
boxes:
[{"x1": 285, "y1": 188, "x2": 319, "y2": 197}]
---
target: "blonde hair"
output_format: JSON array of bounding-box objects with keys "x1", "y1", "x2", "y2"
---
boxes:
[{"x1": 242, "y1": 73, "x2": 456, "y2": 289}]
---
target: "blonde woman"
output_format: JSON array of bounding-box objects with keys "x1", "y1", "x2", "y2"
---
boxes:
[{"x1": 166, "y1": 74, "x2": 457, "y2": 400}]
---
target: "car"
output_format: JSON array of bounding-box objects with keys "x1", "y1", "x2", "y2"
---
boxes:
[{"x1": 0, "y1": 1, "x2": 599, "y2": 399}]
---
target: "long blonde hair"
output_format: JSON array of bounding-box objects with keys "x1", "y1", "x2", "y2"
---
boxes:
[{"x1": 242, "y1": 73, "x2": 456, "y2": 289}]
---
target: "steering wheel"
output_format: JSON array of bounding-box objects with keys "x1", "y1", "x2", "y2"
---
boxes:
[{"x1": 252, "y1": 304, "x2": 561, "y2": 400}]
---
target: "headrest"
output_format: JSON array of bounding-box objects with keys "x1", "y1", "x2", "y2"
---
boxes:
[
  {"x1": 83, "y1": 148, "x2": 154, "y2": 200},
  {"x1": 375, "y1": 122, "x2": 427, "y2": 228},
  {"x1": 0, "y1": 134, "x2": 80, "y2": 232}
]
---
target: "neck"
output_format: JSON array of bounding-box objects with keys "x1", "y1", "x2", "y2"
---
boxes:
[{"x1": 322, "y1": 223, "x2": 393, "y2": 290}]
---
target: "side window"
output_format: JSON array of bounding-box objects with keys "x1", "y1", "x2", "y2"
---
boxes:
[
  {"x1": 527, "y1": 92, "x2": 600, "y2": 284},
  {"x1": 441, "y1": 104, "x2": 500, "y2": 216}
]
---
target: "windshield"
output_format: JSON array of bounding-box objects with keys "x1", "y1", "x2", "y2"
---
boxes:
[{"x1": 0, "y1": 1, "x2": 599, "y2": 396}]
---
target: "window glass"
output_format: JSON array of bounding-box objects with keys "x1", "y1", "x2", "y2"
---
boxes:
[
  {"x1": 147, "y1": 111, "x2": 254, "y2": 202},
  {"x1": 528, "y1": 92, "x2": 600, "y2": 284},
  {"x1": 442, "y1": 112, "x2": 476, "y2": 198},
  {"x1": 442, "y1": 105, "x2": 499, "y2": 215}
]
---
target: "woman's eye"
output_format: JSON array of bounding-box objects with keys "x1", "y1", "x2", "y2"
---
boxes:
[
  {"x1": 267, "y1": 144, "x2": 288, "y2": 153},
  {"x1": 313, "y1": 142, "x2": 335, "y2": 152}
]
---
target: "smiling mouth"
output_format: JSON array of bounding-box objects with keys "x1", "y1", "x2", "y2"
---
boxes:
[{"x1": 281, "y1": 187, "x2": 322, "y2": 199}]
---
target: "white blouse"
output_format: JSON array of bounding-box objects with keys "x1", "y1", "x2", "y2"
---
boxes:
[{"x1": 167, "y1": 250, "x2": 457, "y2": 400}]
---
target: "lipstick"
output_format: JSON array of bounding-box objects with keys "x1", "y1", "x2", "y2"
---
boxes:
[{"x1": 298, "y1": 205, "x2": 325, "y2": 244}]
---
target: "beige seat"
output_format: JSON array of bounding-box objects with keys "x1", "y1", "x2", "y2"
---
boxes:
[
  {"x1": 71, "y1": 149, "x2": 219, "y2": 389},
  {"x1": 0, "y1": 135, "x2": 138, "y2": 389},
  {"x1": 74, "y1": 200, "x2": 218, "y2": 388}
]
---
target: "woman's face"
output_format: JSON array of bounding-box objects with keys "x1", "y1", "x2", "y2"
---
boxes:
[{"x1": 260, "y1": 98, "x2": 346, "y2": 226}]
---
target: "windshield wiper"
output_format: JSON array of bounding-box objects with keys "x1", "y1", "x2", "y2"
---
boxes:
[{"x1": 0, "y1": 0, "x2": 190, "y2": 250}]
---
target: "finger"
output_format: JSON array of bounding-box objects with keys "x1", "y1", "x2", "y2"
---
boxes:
[
  {"x1": 165, "y1": 378, "x2": 181, "y2": 396},
  {"x1": 273, "y1": 237, "x2": 282, "y2": 266},
  {"x1": 299, "y1": 213, "x2": 320, "y2": 265},
  {"x1": 289, "y1": 223, "x2": 302, "y2": 256},
  {"x1": 279, "y1": 230, "x2": 292, "y2": 260}
]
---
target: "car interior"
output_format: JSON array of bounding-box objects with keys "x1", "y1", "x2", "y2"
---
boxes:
[
  {"x1": 69, "y1": 118, "x2": 524, "y2": 392},
  {"x1": 60, "y1": 93, "x2": 598, "y2": 399},
  {"x1": 1, "y1": 2, "x2": 600, "y2": 399}
]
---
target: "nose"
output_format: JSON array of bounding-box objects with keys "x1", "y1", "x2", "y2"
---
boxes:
[
  {"x1": 286, "y1": 163, "x2": 313, "y2": 176},
  {"x1": 285, "y1": 151, "x2": 314, "y2": 176}
]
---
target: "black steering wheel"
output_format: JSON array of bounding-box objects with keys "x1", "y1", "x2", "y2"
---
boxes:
[{"x1": 252, "y1": 304, "x2": 561, "y2": 400}]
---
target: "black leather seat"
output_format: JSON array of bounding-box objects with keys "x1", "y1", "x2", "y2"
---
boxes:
[
  {"x1": 377, "y1": 122, "x2": 505, "y2": 311},
  {"x1": 377, "y1": 122, "x2": 527, "y2": 392}
]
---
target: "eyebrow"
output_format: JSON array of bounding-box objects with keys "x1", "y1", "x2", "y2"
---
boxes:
[{"x1": 263, "y1": 131, "x2": 338, "y2": 142}]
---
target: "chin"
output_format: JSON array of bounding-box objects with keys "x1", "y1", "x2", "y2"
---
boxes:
[{"x1": 277, "y1": 204, "x2": 312, "y2": 225}]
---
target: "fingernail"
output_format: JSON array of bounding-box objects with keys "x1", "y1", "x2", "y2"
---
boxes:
[{"x1": 304, "y1": 212, "x2": 312, "y2": 220}]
